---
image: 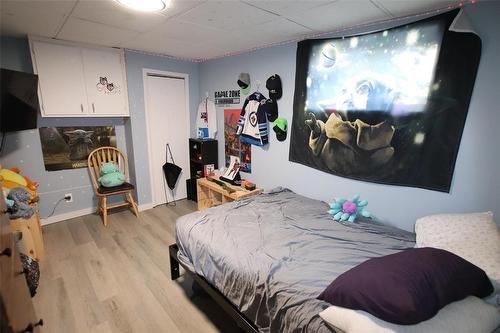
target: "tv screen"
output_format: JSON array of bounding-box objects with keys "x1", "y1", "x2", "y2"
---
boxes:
[{"x1": 0, "y1": 68, "x2": 39, "y2": 132}]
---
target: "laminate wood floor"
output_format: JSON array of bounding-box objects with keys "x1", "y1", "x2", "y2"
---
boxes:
[{"x1": 34, "y1": 200, "x2": 242, "y2": 333}]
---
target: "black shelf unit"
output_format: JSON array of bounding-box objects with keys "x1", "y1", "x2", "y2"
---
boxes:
[{"x1": 186, "y1": 138, "x2": 218, "y2": 201}]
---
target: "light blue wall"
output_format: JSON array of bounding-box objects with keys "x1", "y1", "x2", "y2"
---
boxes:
[
  {"x1": 199, "y1": 2, "x2": 500, "y2": 231},
  {"x1": 124, "y1": 50, "x2": 199, "y2": 205},
  {"x1": 0, "y1": 36, "x2": 128, "y2": 218},
  {"x1": 0, "y1": 38, "x2": 200, "y2": 218},
  {"x1": 2, "y1": 2, "x2": 498, "y2": 229}
]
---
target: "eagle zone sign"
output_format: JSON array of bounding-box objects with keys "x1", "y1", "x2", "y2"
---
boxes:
[{"x1": 214, "y1": 90, "x2": 240, "y2": 106}]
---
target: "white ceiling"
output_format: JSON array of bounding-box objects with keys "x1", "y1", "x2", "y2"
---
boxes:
[{"x1": 0, "y1": 0, "x2": 464, "y2": 61}]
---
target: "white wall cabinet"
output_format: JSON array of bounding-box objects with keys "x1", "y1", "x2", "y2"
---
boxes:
[
  {"x1": 82, "y1": 48, "x2": 128, "y2": 116},
  {"x1": 30, "y1": 38, "x2": 130, "y2": 117}
]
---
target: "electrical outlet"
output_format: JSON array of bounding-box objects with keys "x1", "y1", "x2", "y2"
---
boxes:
[{"x1": 64, "y1": 193, "x2": 73, "y2": 203}]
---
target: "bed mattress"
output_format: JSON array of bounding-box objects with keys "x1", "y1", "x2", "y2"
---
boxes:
[{"x1": 176, "y1": 188, "x2": 416, "y2": 333}]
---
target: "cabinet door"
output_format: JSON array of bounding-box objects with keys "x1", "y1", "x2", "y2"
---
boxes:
[
  {"x1": 82, "y1": 48, "x2": 129, "y2": 116},
  {"x1": 31, "y1": 40, "x2": 88, "y2": 116}
]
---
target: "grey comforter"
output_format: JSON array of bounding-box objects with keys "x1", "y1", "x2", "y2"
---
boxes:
[{"x1": 176, "y1": 188, "x2": 415, "y2": 333}]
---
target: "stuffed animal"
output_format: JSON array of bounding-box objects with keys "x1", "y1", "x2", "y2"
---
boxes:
[
  {"x1": 98, "y1": 162, "x2": 125, "y2": 188},
  {"x1": 328, "y1": 194, "x2": 370, "y2": 222},
  {"x1": 7, "y1": 187, "x2": 36, "y2": 219},
  {"x1": 0, "y1": 167, "x2": 39, "y2": 200},
  {"x1": 3, "y1": 188, "x2": 15, "y2": 208}
]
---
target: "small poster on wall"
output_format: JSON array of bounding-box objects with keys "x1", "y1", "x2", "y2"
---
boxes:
[
  {"x1": 224, "y1": 109, "x2": 251, "y2": 173},
  {"x1": 215, "y1": 90, "x2": 241, "y2": 106},
  {"x1": 39, "y1": 126, "x2": 116, "y2": 171}
]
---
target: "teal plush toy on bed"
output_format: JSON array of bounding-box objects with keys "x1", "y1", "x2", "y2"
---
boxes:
[
  {"x1": 329, "y1": 194, "x2": 370, "y2": 222},
  {"x1": 98, "y1": 162, "x2": 125, "y2": 187}
]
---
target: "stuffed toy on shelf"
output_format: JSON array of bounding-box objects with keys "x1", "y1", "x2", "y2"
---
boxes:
[
  {"x1": 7, "y1": 187, "x2": 36, "y2": 219},
  {"x1": 0, "y1": 167, "x2": 39, "y2": 206}
]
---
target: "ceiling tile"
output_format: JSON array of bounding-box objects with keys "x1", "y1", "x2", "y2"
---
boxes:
[
  {"x1": 158, "y1": 0, "x2": 207, "y2": 19},
  {"x1": 121, "y1": 33, "x2": 205, "y2": 59},
  {"x1": 137, "y1": 18, "x2": 228, "y2": 44},
  {"x1": 373, "y1": 0, "x2": 461, "y2": 17},
  {"x1": 0, "y1": 0, "x2": 76, "y2": 37},
  {"x1": 242, "y1": 0, "x2": 334, "y2": 17},
  {"x1": 176, "y1": 1, "x2": 278, "y2": 30},
  {"x1": 232, "y1": 17, "x2": 313, "y2": 44},
  {"x1": 57, "y1": 17, "x2": 139, "y2": 47},
  {"x1": 285, "y1": 0, "x2": 390, "y2": 32}
]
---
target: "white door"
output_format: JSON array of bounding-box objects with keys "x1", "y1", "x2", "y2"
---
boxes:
[
  {"x1": 31, "y1": 40, "x2": 88, "y2": 116},
  {"x1": 82, "y1": 48, "x2": 129, "y2": 116},
  {"x1": 145, "y1": 74, "x2": 189, "y2": 205}
]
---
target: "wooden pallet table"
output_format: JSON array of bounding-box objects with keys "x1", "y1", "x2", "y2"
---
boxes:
[{"x1": 196, "y1": 177, "x2": 263, "y2": 210}]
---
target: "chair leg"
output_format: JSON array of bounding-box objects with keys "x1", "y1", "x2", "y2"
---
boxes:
[
  {"x1": 102, "y1": 196, "x2": 108, "y2": 227},
  {"x1": 96, "y1": 197, "x2": 102, "y2": 214},
  {"x1": 127, "y1": 192, "x2": 139, "y2": 217}
]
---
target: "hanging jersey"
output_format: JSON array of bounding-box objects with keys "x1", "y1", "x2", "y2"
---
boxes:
[
  {"x1": 236, "y1": 92, "x2": 269, "y2": 146},
  {"x1": 196, "y1": 97, "x2": 217, "y2": 139}
]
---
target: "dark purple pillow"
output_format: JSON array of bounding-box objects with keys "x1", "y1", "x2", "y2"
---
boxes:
[{"x1": 318, "y1": 247, "x2": 493, "y2": 325}]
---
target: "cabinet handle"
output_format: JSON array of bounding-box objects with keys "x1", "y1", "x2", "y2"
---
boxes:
[
  {"x1": 80, "y1": 104, "x2": 84, "y2": 113},
  {"x1": 0, "y1": 247, "x2": 12, "y2": 257},
  {"x1": 92, "y1": 102, "x2": 96, "y2": 113},
  {"x1": 20, "y1": 319, "x2": 43, "y2": 333}
]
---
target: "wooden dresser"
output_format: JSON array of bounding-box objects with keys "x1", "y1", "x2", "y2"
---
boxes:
[{"x1": 0, "y1": 189, "x2": 42, "y2": 333}]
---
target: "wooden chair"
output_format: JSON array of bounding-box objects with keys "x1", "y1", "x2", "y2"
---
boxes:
[{"x1": 87, "y1": 147, "x2": 139, "y2": 226}]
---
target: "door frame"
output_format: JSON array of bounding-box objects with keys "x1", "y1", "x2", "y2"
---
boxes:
[{"x1": 143, "y1": 68, "x2": 190, "y2": 206}]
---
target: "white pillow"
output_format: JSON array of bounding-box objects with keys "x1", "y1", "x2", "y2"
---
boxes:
[
  {"x1": 319, "y1": 296, "x2": 500, "y2": 333},
  {"x1": 415, "y1": 211, "x2": 500, "y2": 292}
]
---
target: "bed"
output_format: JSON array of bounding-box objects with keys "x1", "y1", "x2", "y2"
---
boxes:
[{"x1": 171, "y1": 188, "x2": 416, "y2": 333}]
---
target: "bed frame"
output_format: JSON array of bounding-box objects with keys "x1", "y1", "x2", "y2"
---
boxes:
[{"x1": 169, "y1": 243, "x2": 259, "y2": 333}]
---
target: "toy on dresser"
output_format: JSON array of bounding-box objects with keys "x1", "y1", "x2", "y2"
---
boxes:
[{"x1": 1, "y1": 166, "x2": 39, "y2": 219}]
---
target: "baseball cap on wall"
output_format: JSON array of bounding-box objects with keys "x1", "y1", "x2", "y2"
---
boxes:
[
  {"x1": 273, "y1": 117, "x2": 287, "y2": 142},
  {"x1": 237, "y1": 73, "x2": 251, "y2": 95},
  {"x1": 266, "y1": 74, "x2": 282, "y2": 100},
  {"x1": 264, "y1": 98, "x2": 278, "y2": 122}
]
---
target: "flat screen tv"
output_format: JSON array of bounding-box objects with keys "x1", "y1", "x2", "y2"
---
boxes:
[{"x1": 0, "y1": 68, "x2": 39, "y2": 132}]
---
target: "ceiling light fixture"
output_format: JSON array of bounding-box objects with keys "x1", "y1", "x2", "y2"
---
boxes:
[{"x1": 115, "y1": 0, "x2": 167, "y2": 12}]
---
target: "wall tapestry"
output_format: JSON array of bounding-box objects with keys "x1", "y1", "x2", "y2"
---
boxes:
[
  {"x1": 224, "y1": 108, "x2": 251, "y2": 173},
  {"x1": 39, "y1": 126, "x2": 116, "y2": 171},
  {"x1": 289, "y1": 9, "x2": 481, "y2": 192}
]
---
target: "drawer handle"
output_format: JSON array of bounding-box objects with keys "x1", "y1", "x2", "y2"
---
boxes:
[
  {"x1": 80, "y1": 103, "x2": 84, "y2": 112},
  {"x1": 0, "y1": 247, "x2": 12, "y2": 257},
  {"x1": 20, "y1": 319, "x2": 43, "y2": 332},
  {"x1": 92, "y1": 102, "x2": 96, "y2": 113}
]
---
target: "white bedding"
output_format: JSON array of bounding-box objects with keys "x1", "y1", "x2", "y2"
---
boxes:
[{"x1": 320, "y1": 296, "x2": 500, "y2": 333}]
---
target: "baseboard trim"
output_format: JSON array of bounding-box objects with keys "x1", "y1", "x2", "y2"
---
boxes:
[
  {"x1": 40, "y1": 202, "x2": 156, "y2": 226},
  {"x1": 138, "y1": 202, "x2": 154, "y2": 211},
  {"x1": 40, "y1": 207, "x2": 95, "y2": 226}
]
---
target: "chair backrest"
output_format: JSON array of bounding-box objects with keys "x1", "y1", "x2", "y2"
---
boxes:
[{"x1": 87, "y1": 146, "x2": 128, "y2": 190}]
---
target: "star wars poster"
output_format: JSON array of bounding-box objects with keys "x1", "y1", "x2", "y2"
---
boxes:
[
  {"x1": 224, "y1": 109, "x2": 251, "y2": 173},
  {"x1": 39, "y1": 126, "x2": 116, "y2": 171},
  {"x1": 289, "y1": 10, "x2": 481, "y2": 192}
]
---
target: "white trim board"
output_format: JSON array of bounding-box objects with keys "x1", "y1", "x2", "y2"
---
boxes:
[
  {"x1": 40, "y1": 202, "x2": 155, "y2": 226},
  {"x1": 40, "y1": 207, "x2": 95, "y2": 226},
  {"x1": 138, "y1": 202, "x2": 155, "y2": 211}
]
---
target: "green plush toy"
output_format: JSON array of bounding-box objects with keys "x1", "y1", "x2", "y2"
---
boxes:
[{"x1": 98, "y1": 162, "x2": 125, "y2": 188}]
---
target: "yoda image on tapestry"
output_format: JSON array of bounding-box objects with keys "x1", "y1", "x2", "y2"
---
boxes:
[
  {"x1": 39, "y1": 126, "x2": 117, "y2": 171},
  {"x1": 289, "y1": 9, "x2": 482, "y2": 192},
  {"x1": 305, "y1": 112, "x2": 395, "y2": 175}
]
